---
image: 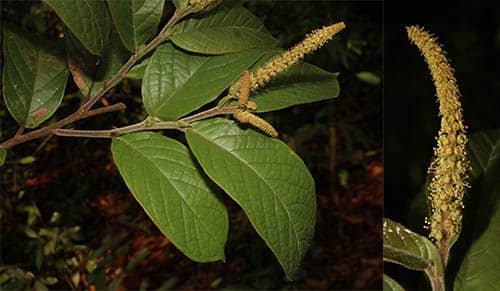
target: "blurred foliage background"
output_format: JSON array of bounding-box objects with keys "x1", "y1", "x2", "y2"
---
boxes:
[
  {"x1": 1, "y1": 1, "x2": 382, "y2": 289},
  {"x1": 385, "y1": 0, "x2": 500, "y2": 289}
]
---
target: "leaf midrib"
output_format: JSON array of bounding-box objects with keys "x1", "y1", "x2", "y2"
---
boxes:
[
  {"x1": 149, "y1": 50, "x2": 211, "y2": 116},
  {"x1": 190, "y1": 128, "x2": 300, "y2": 262},
  {"x1": 116, "y1": 136, "x2": 219, "y2": 240}
]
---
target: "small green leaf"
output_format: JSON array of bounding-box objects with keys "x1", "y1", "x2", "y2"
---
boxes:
[
  {"x1": 107, "y1": 0, "x2": 165, "y2": 52},
  {"x1": 251, "y1": 62, "x2": 340, "y2": 112},
  {"x1": 0, "y1": 149, "x2": 6, "y2": 166},
  {"x1": 383, "y1": 218, "x2": 442, "y2": 272},
  {"x1": 111, "y1": 132, "x2": 228, "y2": 262},
  {"x1": 454, "y1": 130, "x2": 500, "y2": 291},
  {"x1": 2, "y1": 26, "x2": 69, "y2": 128},
  {"x1": 142, "y1": 43, "x2": 265, "y2": 120},
  {"x1": 186, "y1": 118, "x2": 316, "y2": 279},
  {"x1": 65, "y1": 29, "x2": 129, "y2": 97},
  {"x1": 171, "y1": 6, "x2": 278, "y2": 54},
  {"x1": 45, "y1": 0, "x2": 110, "y2": 55},
  {"x1": 383, "y1": 274, "x2": 405, "y2": 291}
]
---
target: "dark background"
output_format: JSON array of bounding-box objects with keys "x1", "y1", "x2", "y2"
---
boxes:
[
  {"x1": 385, "y1": 0, "x2": 500, "y2": 289},
  {"x1": 1, "y1": 1, "x2": 382, "y2": 290}
]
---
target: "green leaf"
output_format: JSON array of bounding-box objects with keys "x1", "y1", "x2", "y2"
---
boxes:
[
  {"x1": 251, "y1": 62, "x2": 340, "y2": 112},
  {"x1": 171, "y1": 6, "x2": 278, "y2": 54},
  {"x1": 454, "y1": 130, "x2": 500, "y2": 290},
  {"x1": 383, "y1": 274, "x2": 405, "y2": 291},
  {"x1": 111, "y1": 132, "x2": 228, "y2": 262},
  {"x1": 142, "y1": 43, "x2": 265, "y2": 120},
  {"x1": 383, "y1": 218, "x2": 442, "y2": 272},
  {"x1": 0, "y1": 149, "x2": 6, "y2": 167},
  {"x1": 172, "y1": 0, "x2": 188, "y2": 9},
  {"x1": 107, "y1": 0, "x2": 165, "y2": 52},
  {"x1": 185, "y1": 118, "x2": 316, "y2": 279},
  {"x1": 2, "y1": 26, "x2": 69, "y2": 128},
  {"x1": 126, "y1": 58, "x2": 150, "y2": 80},
  {"x1": 65, "y1": 29, "x2": 129, "y2": 97},
  {"x1": 45, "y1": 0, "x2": 110, "y2": 55}
]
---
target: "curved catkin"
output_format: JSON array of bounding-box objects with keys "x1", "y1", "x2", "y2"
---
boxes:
[
  {"x1": 250, "y1": 22, "x2": 346, "y2": 90},
  {"x1": 407, "y1": 26, "x2": 469, "y2": 246},
  {"x1": 238, "y1": 71, "x2": 251, "y2": 106},
  {"x1": 234, "y1": 111, "x2": 278, "y2": 137}
]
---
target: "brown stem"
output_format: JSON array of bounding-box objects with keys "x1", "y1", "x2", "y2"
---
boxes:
[
  {"x1": 426, "y1": 264, "x2": 446, "y2": 291},
  {"x1": 53, "y1": 106, "x2": 239, "y2": 139},
  {"x1": 180, "y1": 107, "x2": 238, "y2": 123},
  {"x1": 14, "y1": 125, "x2": 25, "y2": 137},
  {"x1": 0, "y1": 103, "x2": 126, "y2": 149}
]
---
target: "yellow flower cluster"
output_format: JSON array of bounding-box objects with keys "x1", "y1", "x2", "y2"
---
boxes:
[
  {"x1": 189, "y1": 0, "x2": 221, "y2": 11},
  {"x1": 406, "y1": 26, "x2": 469, "y2": 243},
  {"x1": 234, "y1": 111, "x2": 278, "y2": 137},
  {"x1": 251, "y1": 22, "x2": 346, "y2": 90}
]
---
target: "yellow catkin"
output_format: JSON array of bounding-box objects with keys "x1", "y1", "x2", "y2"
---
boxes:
[
  {"x1": 189, "y1": 0, "x2": 220, "y2": 11},
  {"x1": 238, "y1": 70, "x2": 251, "y2": 106},
  {"x1": 250, "y1": 22, "x2": 345, "y2": 90},
  {"x1": 234, "y1": 111, "x2": 278, "y2": 137},
  {"x1": 407, "y1": 25, "x2": 469, "y2": 244}
]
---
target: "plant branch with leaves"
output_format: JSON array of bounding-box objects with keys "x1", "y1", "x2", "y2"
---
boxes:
[{"x1": 1, "y1": 0, "x2": 345, "y2": 280}]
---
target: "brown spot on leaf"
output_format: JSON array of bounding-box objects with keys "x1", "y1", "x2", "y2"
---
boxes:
[
  {"x1": 32, "y1": 108, "x2": 48, "y2": 122},
  {"x1": 45, "y1": 54, "x2": 62, "y2": 69},
  {"x1": 68, "y1": 57, "x2": 87, "y2": 92}
]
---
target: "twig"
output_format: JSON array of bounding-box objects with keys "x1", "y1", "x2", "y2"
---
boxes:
[
  {"x1": 14, "y1": 125, "x2": 25, "y2": 137},
  {"x1": 180, "y1": 107, "x2": 238, "y2": 123},
  {"x1": 53, "y1": 106, "x2": 239, "y2": 139},
  {"x1": 0, "y1": 103, "x2": 126, "y2": 149},
  {"x1": 34, "y1": 134, "x2": 54, "y2": 154}
]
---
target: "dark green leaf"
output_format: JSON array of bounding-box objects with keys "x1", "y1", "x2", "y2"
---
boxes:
[
  {"x1": 107, "y1": 0, "x2": 165, "y2": 52},
  {"x1": 454, "y1": 130, "x2": 500, "y2": 290},
  {"x1": 65, "y1": 29, "x2": 129, "y2": 97},
  {"x1": 251, "y1": 62, "x2": 340, "y2": 112},
  {"x1": 111, "y1": 132, "x2": 228, "y2": 262},
  {"x1": 2, "y1": 26, "x2": 69, "y2": 128},
  {"x1": 45, "y1": 0, "x2": 110, "y2": 55},
  {"x1": 186, "y1": 118, "x2": 316, "y2": 279},
  {"x1": 171, "y1": 6, "x2": 278, "y2": 54},
  {"x1": 383, "y1": 218, "x2": 442, "y2": 272},
  {"x1": 383, "y1": 274, "x2": 405, "y2": 291},
  {"x1": 142, "y1": 43, "x2": 265, "y2": 120}
]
